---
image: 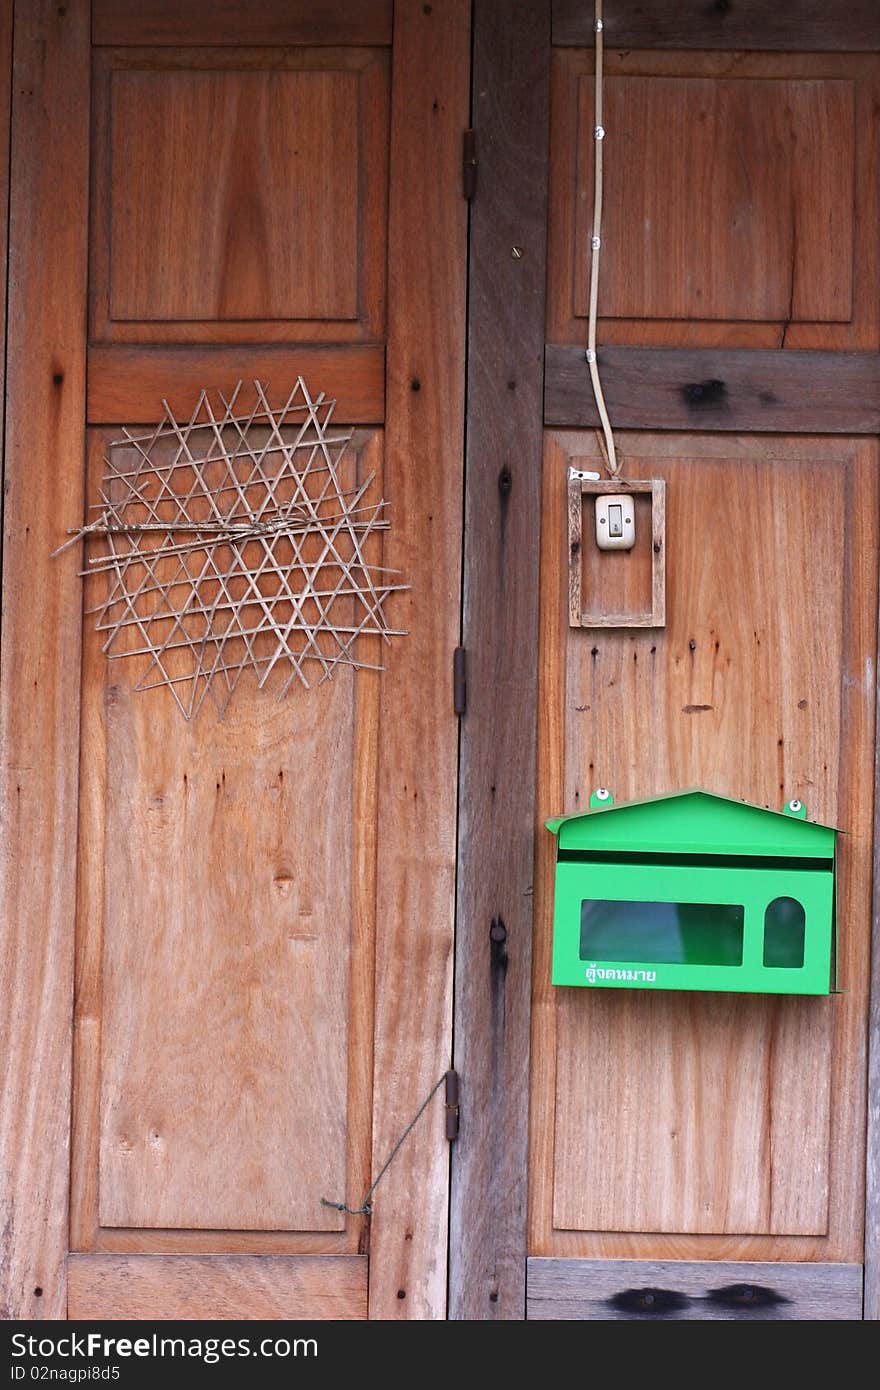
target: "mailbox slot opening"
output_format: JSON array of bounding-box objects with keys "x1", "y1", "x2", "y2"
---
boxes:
[{"x1": 579, "y1": 900, "x2": 745, "y2": 966}]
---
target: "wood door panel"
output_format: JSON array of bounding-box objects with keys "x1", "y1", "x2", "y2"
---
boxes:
[
  {"x1": 531, "y1": 432, "x2": 878, "y2": 1258},
  {"x1": 109, "y1": 69, "x2": 359, "y2": 322},
  {"x1": 90, "y1": 47, "x2": 389, "y2": 344},
  {"x1": 68, "y1": 1254, "x2": 368, "y2": 1319},
  {"x1": 548, "y1": 50, "x2": 880, "y2": 350},
  {"x1": 575, "y1": 76, "x2": 853, "y2": 324},
  {"x1": 2, "y1": 0, "x2": 468, "y2": 1321},
  {"x1": 562, "y1": 455, "x2": 843, "y2": 812},
  {"x1": 554, "y1": 452, "x2": 842, "y2": 1238},
  {"x1": 555, "y1": 994, "x2": 830, "y2": 1236},
  {"x1": 96, "y1": 664, "x2": 353, "y2": 1232},
  {"x1": 72, "y1": 427, "x2": 385, "y2": 1237}
]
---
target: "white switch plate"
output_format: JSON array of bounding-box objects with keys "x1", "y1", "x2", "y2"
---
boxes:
[{"x1": 595, "y1": 493, "x2": 635, "y2": 550}]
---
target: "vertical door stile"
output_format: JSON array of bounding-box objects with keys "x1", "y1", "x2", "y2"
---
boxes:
[
  {"x1": 368, "y1": 0, "x2": 470, "y2": 1319},
  {"x1": 0, "y1": 0, "x2": 90, "y2": 1321},
  {"x1": 450, "y1": 0, "x2": 551, "y2": 1320},
  {"x1": 865, "y1": 538, "x2": 880, "y2": 1321}
]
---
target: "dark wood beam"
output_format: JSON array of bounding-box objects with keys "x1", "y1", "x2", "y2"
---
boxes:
[
  {"x1": 528, "y1": 1259, "x2": 864, "y2": 1320},
  {"x1": 450, "y1": 0, "x2": 550, "y2": 1321},
  {"x1": 545, "y1": 345, "x2": 880, "y2": 434},
  {"x1": 553, "y1": 0, "x2": 880, "y2": 52}
]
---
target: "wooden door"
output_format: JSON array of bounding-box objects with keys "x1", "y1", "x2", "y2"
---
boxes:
[
  {"x1": 1, "y1": 0, "x2": 469, "y2": 1321},
  {"x1": 452, "y1": 1, "x2": 880, "y2": 1320}
]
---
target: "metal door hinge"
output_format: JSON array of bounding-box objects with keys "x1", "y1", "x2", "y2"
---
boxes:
[
  {"x1": 445, "y1": 1069, "x2": 460, "y2": 1141},
  {"x1": 462, "y1": 129, "x2": 477, "y2": 200},
  {"x1": 453, "y1": 646, "x2": 467, "y2": 716}
]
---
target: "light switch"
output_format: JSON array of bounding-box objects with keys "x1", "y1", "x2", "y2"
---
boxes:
[{"x1": 595, "y1": 493, "x2": 635, "y2": 550}]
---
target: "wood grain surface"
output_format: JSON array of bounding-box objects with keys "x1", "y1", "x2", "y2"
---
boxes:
[
  {"x1": 70, "y1": 430, "x2": 384, "y2": 1241},
  {"x1": 527, "y1": 1257, "x2": 863, "y2": 1320},
  {"x1": 553, "y1": 0, "x2": 880, "y2": 51},
  {"x1": 71, "y1": 433, "x2": 382, "y2": 1261},
  {"x1": 0, "y1": 0, "x2": 10, "y2": 444},
  {"x1": 547, "y1": 50, "x2": 880, "y2": 351},
  {"x1": 0, "y1": 0, "x2": 89, "y2": 1322},
  {"x1": 555, "y1": 454, "x2": 843, "y2": 1238},
  {"x1": 68, "y1": 1254, "x2": 367, "y2": 1320},
  {"x1": 544, "y1": 346, "x2": 880, "y2": 434},
  {"x1": 368, "y1": 0, "x2": 469, "y2": 1320},
  {"x1": 531, "y1": 431, "x2": 877, "y2": 1262},
  {"x1": 449, "y1": 0, "x2": 550, "y2": 1322},
  {"x1": 87, "y1": 345, "x2": 386, "y2": 425},
  {"x1": 93, "y1": 0, "x2": 393, "y2": 47},
  {"x1": 866, "y1": 531, "x2": 880, "y2": 1320},
  {"x1": 577, "y1": 78, "x2": 851, "y2": 325},
  {"x1": 96, "y1": 612, "x2": 354, "y2": 1228},
  {"x1": 110, "y1": 70, "x2": 359, "y2": 321},
  {"x1": 90, "y1": 47, "x2": 389, "y2": 344}
]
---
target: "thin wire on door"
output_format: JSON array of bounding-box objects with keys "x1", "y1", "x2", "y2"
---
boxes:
[{"x1": 585, "y1": 0, "x2": 621, "y2": 480}]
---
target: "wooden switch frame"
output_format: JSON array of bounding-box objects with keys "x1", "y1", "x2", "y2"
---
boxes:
[{"x1": 567, "y1": 475, "x2": 666, "y2": 628}]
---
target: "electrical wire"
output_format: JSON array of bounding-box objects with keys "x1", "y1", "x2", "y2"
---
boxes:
[{"x1": 586, "y1": 0, "x2": 620, "y2": 477}]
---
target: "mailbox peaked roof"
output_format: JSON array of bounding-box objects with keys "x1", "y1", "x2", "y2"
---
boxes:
[{"x1": 546, "y1": 790, "x2": 836, "y2": 858}]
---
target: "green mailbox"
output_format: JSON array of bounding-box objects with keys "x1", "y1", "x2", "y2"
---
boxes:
[{"x1": 547, "y1": 789, "x2": 837, "y2": 995}]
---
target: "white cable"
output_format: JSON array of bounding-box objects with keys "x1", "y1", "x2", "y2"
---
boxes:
[{"x1": 586, "y1": 0, "x2": 619, "y2": 476}]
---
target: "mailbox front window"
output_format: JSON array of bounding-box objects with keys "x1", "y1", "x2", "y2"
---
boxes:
[
  {"x1": 579, "y1": 899, "x2": 745, "y2": 967},
  {"x1": 763, "y1": 896, "x2": 806, "y2": 968}
]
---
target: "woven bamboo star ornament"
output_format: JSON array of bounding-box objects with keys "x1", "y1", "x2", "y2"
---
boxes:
[{"x1": 57, "y1": 379, "x2": 407, "y2": 719}]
